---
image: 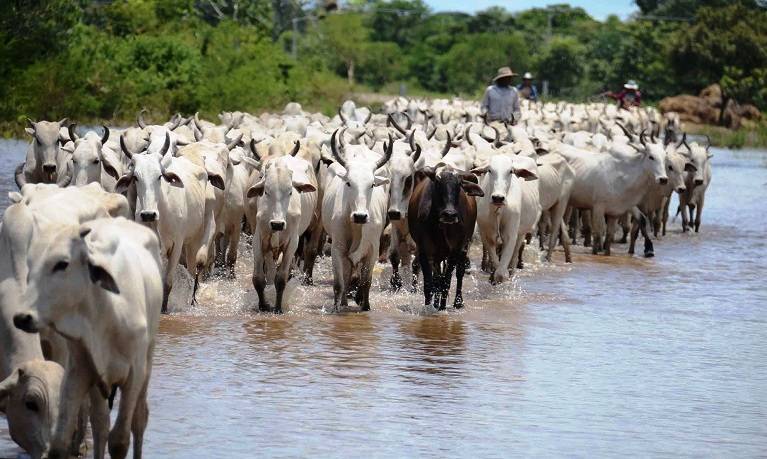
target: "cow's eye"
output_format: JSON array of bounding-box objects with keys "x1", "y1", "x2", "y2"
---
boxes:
[
  {"x1": 648, "y1": 156, "x2": 654, "y2": 161},
  {"x1": 668, "y1": 165, "x2": 674, "y2": 171},
  {"x1": 158, "y1": 175, "x2": 162, "y2": 181},
  {"x1": 52, "y1": 260, "x2": 69, "y2": 273},
  {"x1": 24, "y1": 399, "x2": 39, "y2": 413},
  {"x1": 345, "y1": 182, "x2": 350, "y2": 187},
  {"x1": 93, "y1": 159, "x2": 100, "y2": 164}
]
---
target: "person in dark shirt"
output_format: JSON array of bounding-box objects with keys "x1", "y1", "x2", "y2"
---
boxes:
[
  {"x1": 605, "y1": 80, "x2": 641, "y2": 110},
  {"x1": 517, "y1": 72, "x2": 538, "y2": 101}
]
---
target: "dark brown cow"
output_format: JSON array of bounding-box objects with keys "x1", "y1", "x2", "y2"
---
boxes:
[{"x1": 408, "y1": 157, "x2": 484, "y2": 310}]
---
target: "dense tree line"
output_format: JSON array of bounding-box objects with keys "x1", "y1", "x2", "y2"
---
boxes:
[{"x1": 1, "y1": 0, "x2": 765, "y2": 123}]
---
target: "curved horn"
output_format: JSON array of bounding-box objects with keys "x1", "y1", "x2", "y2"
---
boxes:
[
  {"x1": 330, "y1": 129, "x2": 347, "y2": 169},
  {"x1": 387, "y1": 113, "x2": 407, "y2": 136},
  {"x1": 364, "y1": 111, "x2": 372, "y2": 125},
  {"x1": 426, "y1": 124, "x2": 437, "y2": 140},
  {"x1": 68, "y1": 123, "x2": 79, "y2": 143},
  {"x1": 464, "y1": 125, "x2": 473, "y2": 146},
  {"x1": 338, "y1": 108, "x2": 349, "y2": 126},
  {"x1": 226, "y1": 133, "x2": 243, "y2": 151},
  {"x1": 704, "y1": 134, "x2": 712, "y2": 150},
  {"x1": 159, "y1": 132, "x2": 171, "y2": 156},
  {"x1": 639, "y1": 129, "x2": 648, "y2": 148},
  {"x1": 616, "y1": 121, "x2": 634, "y2": 140},
  {"x1": 509, "y1": 113, "x2": 515, "y2": 126},
  {"x1": 440, "y1": 111, "x2": 447, "y2": 125},
  {"x1": 365, "y1": 136, "x2": 376, "y2": 150},
  {"x1": 167, "y1": 114, "x2": 181, "y2": 131},
  {"x1": 100, "y1": 126, "x2": 110, "y2": 145},
  {"x1": 402, "y1": 112, "x2": 413, "y2": 130},
  {"x1": 408, "y1": 130, "x2": 417, "y2": 152},
  {"x1": 410, "y1": 143, "x2": 422, "y2": 164},
  {"x1": 248, "y1": 139, "x2": 262, "y2": 162},
  {"x1": 375, "y1": 134, "x2": 394, "y2": 170},
  {"x1": 492, "y1": 125, "x2": 502, "y2": 147},
  {"x1": 290, "y1": 140, "x2": 300, "y2": 157},
  {"x1": 137, "y1": 109, "x2": 147, "y2": 129},
  {"x1": 675, "y1": 132, "x2": 689, "y2": 151},
  {"x1": 441, "y1": 132, "x2": 452, "y2": 157},
  {"x1": 119, "y1": 134, "x2": 133, "y2": 160}
]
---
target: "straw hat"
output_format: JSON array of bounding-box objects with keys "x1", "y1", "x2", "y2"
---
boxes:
[
  {"x1": 523, "y1": 72, "x2": 534, "y2": 80},
  {"x1": 493, "y1": 67, "x2": 517, "y2": 82},
  {"x1": 624, "y1": 80, "x2": 639, "y2": 90}
]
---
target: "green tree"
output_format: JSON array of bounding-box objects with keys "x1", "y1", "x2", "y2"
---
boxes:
[
  {"x1": 536, "y1": 36, "x2": 585, "y2": 96},
  {"x1": 369, "y1": 0, "x2": 429, "y2": 47},
  {"x1": 319, "y1": 13, "x2": 370, "y2": 85}
]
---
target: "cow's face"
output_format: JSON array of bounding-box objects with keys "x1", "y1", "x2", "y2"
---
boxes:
[
  {"x1": 471, "y1": 155, "x2": 537, "y2": 207},
  {"x1": 339, "y1": 161, "x2": 388, "y2": 225},
  {"x1": 25, "y1": 120, "x2": 67, "y2": 181},
  {"x1": 116, "y1": 150, "x2": 182, "y2": 224},
  {"x1": 685, "y1": 143, "x2": 711, "y2": 185},
  {"x1": 0, "y1": 360, "x2": 63, "y2": 459},
  {"x1": 424, "y1": 167, "x2": 484, "y2": 225},
  {"x1": 70, "y1": 133, "x2": 119, "y2": 187},
  {"x1": 641, "y1": 142, "x2": 669, "y2": 185},
  {"x1": 387, "y1": 154, "x2": 416, "y2": 221},
  {"x1": 666, "y1": 151, "x2": 688, "y2": 194}
]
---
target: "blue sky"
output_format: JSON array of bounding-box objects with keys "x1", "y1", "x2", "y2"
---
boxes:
[{"x1": 424, "y1": 1, "x2": 637, "y2": 20}]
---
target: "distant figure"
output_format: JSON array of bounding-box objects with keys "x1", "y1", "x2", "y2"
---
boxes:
[
  {"x1": 605, "y1": 80, "x2": 641, "y2": 110},
  {"x1": 481, "y1": 67, "x2": 522, "y2": 123},
  {"x1": 517, "y1": 72, "x2": 538, "y2": 101}
]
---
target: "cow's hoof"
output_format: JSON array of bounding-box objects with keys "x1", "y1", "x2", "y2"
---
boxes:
[
  {"x1": 453, "y1": 296, "x2": 464, "y2": 309},
  {"x1": 644, "y1": 250, "x2": 655, "y2": 258},
  {"x1": 274, "y1": 307, "x2": 283, "y2": 314},
  {"x1": 258, "y1": 303, "x2": 271, "y2": 312},
  {"x1": 302, "y1": 276, "x2": 314, "y2": 286}
]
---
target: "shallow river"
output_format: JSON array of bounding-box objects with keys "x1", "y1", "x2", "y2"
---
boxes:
[{"x1": 1, "y1": 142, "x2": 766, "y2": 457}]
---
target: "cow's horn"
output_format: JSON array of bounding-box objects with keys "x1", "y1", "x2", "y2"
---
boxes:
[
  {"x1": 120, "y1": 134, "x2": 133, "y2": 160},
  {"x1": 137, "y1": 109, "x2": 147, "y2": 129},
  {"x1": 101, "y1": 126, "x2": 110, "y2": 145},
  {"x1": 375, "y1": 134, "x2": 394, "y2": 170},
  {"x1": 330, "y1": 129, "x2": 347, "y2": 169},
  {"x1": 290, "y1": 140, "x2": 300, "y2": 157}
]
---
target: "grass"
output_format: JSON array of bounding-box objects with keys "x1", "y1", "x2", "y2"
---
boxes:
[{"x1": 683, "y1": 121, "x2": 767, "y2": 149}]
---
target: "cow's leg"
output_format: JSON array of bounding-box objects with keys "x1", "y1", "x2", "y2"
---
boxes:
[
  {"x1": 453, "y1": 252, "x2": 468, "y2": 309},
  {"x1": 276, "y1": 237, "x2": 299, "y2": 314},
  {"x1": 441, "y1": 258, "x2": 456, "y2": 311},
  {"x1": 581, "y1": 210, "x2": 592, "y2": 247},
  {"x1": 559, "y1": 219, "x2": 572, "y2": 263},
  {"x1": 301, "y1": 226, "x2": 323, "y2": 286},
  {"x1": 330, "y1": 240, "x2": 351, "y2": 310},
  {"x1": 358, "y1": 253, "x2": 375, "y2": 311},
  {"x1": 618, "y1": 213, "x2": 630, "y2": 243},
  {"x1": 108, "y1": 364, "x2": 146, "y2": 459},
  {"x1": 162, "y1": 242, "x2": 182, "y2": 313},
  {"x1": 628, "y1": 215, "x2": 640, "y2": 255},
  {"x1": 411, "y1": 255, "x2": 420, "y2": 293},
  {"x1": 130, "y1": 379, "x2": 150, "y2": 459},
  {"x1": 226, "y1": 225, "x2": 240, "y2": 279},
  {"x1": 388, "y1": 226, "x2": 403, "y2": 291},
  {"x1": 662, "y1": 197, "x2": 670, "y2": 236},
  {"x1": 418, "y1": 252, "x2": 434, "y2": 306},
  {"x1": 252, "y1": 236, "x2": 271, "y2": 312},
  {"x1": 546, "y1": 201, "x2": 565, "y2": 262},
  {"x1": 48, "y1": 345, "x2": 94, "y2": 459},
  {"x1": 566, "y1": 207, "x2": 578, "y2": 244},
  {"x1": 590, "y1": 208, "x2": 604, "y2": 254},
  {"x1": 515, "y1": 240, "x2": 526, "y2": 270},
  {"x1": 495, "y1": 224, "x2": 519, "y2": 283},
  {"x1": 603, "y1": 215, "x2": 617, "y2": 256},
  {"x1": 694, "y1": 194, "x2": 705, "y2": 232},
  {"x1": 639, "y1": 212, "x2": 655, "y2": 257},
  {"x1": 89, "y1": 389, "x2": 110, "y2": 459}
]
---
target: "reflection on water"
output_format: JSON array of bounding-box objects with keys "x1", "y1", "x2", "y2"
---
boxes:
[{"x1": 1, "y1": 144, "x2": 766, "y2": 457}]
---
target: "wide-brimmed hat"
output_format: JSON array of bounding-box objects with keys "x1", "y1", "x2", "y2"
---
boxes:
[
  {"x1": 523, "y1": 72, "x2": 533, "y2": 80},
  {"x1": 624, "y1": 80, "x2": 639, "y2": 90},
  {"x1": 493, "y1": 67, "x2": 517, "y2": 82}
]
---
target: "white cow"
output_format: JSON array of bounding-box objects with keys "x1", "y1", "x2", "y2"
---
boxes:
[
  {"x1": 13, "y1": 217, "x2": 162, "y2": 459},
  {"x1": 66, "y1": 125, "x2": 121, "y2": 191},
  {"x1": 321, "y1": 131, "x2": 392, "y2": 311},
  {"x1": 117, "y1": 133, "x2": 211, "y2": 311},
  {"x1": 249, "y1": 144, "x2": 317, "y2": 313},
  {"x1": 535, "y1": 152, "x2": 576, "y2": 262},
  {"x1": 677, "y1": 135, "x2": 713, "y2": 232},
  {"x1": 15, "y1": 119, "x2": 71, "y2": 187},
  {"x1": 473, "y1": 154, "x2": 541, "y2": 283}
]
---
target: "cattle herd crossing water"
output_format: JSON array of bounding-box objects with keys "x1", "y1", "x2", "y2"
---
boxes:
[{"x1": 1, "y1": 97, "x2": 713, "y2": 458}]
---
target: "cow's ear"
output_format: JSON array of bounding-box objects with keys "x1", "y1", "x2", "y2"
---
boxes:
[
  {"x1": 0, "y1": 369, "x2": 20, "y2": 413},
  {"x1": 8, "y1": 191, "x2": 22, "y2": 204},
  {"x1": 115, "y1": 175, "x2": 135, "y2": 194},
  {"x1": 24, "y1": 127, "x2": 35, "y2": 137},
  {"x1": 208, "y1": 173, "x2": 225, "y2": 190},
  {"x1": 470, "y1": 165, "x2": 489, "y2": 176},
  {"x1": 684, "y1": 162, "x2": 697, "y2": 172},
  {"x1": 292, "y1": 181, "x2": 316, "y2": 193},
  {"x1": 88, "y1": 263, "x2": 120, "y2": 295},
  {"x1": 163, "y1": 172, "x2": 184, "y2": 188},
  {"x1": 373, "y1": 175, "x2": 389, "y2": 187},
  {"x1": 461, "y1": 180, "x2": 485, "y2": 197},
  {"x1": 247, "y1": 180, "x2": 265, "y2": 198},
  {"x1": 513, "y1": 167, "x2": 538, "y2": 181}
]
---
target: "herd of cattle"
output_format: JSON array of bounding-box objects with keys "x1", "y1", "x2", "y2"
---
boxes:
[{"x1": 0, "y1": 97, "x2": 713, "y2": 458}]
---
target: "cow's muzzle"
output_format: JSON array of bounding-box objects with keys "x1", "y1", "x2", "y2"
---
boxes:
[
  {"x1": 491, "y1": 195, "x2": 506, "y2": 205},
  {"x1": 42, "y1": 163, "x2": 57, "y2": 174},
  {"x1": 352, "y1": 212, "x2": 369, "y2": 224},
  {"x1": 676, "y1": 187, "x2": 686, "y2": 193},
  {"x1": 439, "y1": 209, "x2": 459, "y2": 224},
  {"x1": 694, "y1": 179, "x2": 704, "y2": 186},
  {"x1": 140, "y1": 211, "x2": 158, "y2": 222},
  {"x1": 387, "y1": 210, "x2": 402, "y2": 221},
  {"x1": 270, "y1": 220, "x2": 286, "y2": 232},
  {"x1": 13, "y1": 312, "x2": 39, "y2": 334},
  {"x1": 657, "y1": 177, "x2": 668, "y2": 185}
]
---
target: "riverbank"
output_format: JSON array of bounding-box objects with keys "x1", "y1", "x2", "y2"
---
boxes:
[{"x1": 683, "y1": 121, "x2": 767, "y2": 149}]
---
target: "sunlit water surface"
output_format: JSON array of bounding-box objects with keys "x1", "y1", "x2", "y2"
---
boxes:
[{"x1": 0, "y1": 141, "x2": 765, "y2": 457}]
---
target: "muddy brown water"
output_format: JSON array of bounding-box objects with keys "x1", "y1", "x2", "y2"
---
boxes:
[{"x1": 1, "y1": 141, "x2": 766, "y2": 457}]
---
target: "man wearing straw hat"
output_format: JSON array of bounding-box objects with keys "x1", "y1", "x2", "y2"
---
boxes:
[
  {"x1": 481, "y1": 66, "x2": 522, "y2": 123},
  {"x1": 517, "y1": 72, "x2": 538, "y2": 101},
  {"x1": 605, "y1": 80, "x2": 642, "y2": 110}
]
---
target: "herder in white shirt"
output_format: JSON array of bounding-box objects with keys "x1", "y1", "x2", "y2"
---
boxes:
[{"x1": 481, "y1": 66, "x2": 522, "y2": 124}]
